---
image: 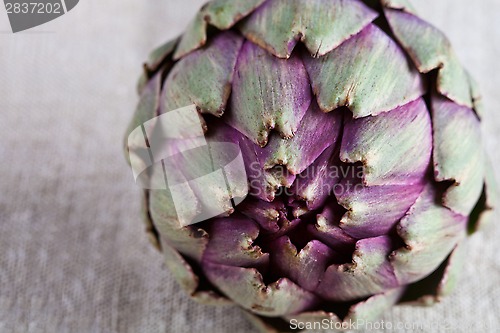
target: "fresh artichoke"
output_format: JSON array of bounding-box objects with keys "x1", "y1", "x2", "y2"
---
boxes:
[{"x1": 126, "y1": 0, "x2": 498, "y2": 331}]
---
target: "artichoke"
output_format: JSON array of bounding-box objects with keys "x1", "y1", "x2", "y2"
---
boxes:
[{"x1": 126, "y1": 0, "x2": 498, "y2": 331}]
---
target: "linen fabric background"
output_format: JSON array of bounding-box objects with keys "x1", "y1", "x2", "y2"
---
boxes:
[{"x1": 1, "y1": 1, "x2": 499, "y2": 332}]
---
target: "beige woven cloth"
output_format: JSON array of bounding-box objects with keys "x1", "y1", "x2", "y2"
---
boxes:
[{"x1": 1, "y1": 1, "x2": 499, "y2": 332}]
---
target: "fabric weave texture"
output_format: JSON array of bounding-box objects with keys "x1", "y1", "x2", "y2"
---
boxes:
[{"x1": 0, "y1": 1, "x2": 499, "y2": 332}]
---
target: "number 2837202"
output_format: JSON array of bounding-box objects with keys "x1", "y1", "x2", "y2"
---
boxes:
[{"x1": 5, "y1": 2, "x2": 62, "y2": 14}]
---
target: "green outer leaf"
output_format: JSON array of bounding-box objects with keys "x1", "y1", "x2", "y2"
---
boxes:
[
  {"x1": 173, "y1": 12, "x2": 207, "y2": 60},
  {"x1": 137, "y1": 38, "x2": 179, "y2": 95},
  {"x1": 125, "y1": 74, "x2": 161, "y2": 164},
  {"x1": 136, "y1": 72, "x2": 148, "y2": 96},
  {"x1": 345, "y1": 287, "x2": 405, "y2": 323},
  {"x1": 438, "y1": 54, "x2": 473, "y2": 108},
  {"x1": 238, "y1": 0, "x2": 377, "y2": 59},
  {"x1": 163, "y1": 32, "x2": 243, "y2": 116},
  {"x1": 298, "y1": 0, "x2": 378, "y2": 58},
  {"x1": 432, "y1": 95, "x2": 484, "y2": 216},
  {"x1": 173, "y1": 0, "x2": 265, "y2": 60},
  {"x1": 202, "y1": 0, "x2": 267, "y2": 30},
  {"x1": 303, "y1": 24, "x2": 425, "y2": 117},
  {"x1": 400, "y1": 242, "x2": 466, "y2": 306},
  {"x1": 390, "y1": 184, "x2": 467, "y2": 285},
  {"x1": 473, "y1": 158, "x2": 500, "y2": 232},
  {"x1": 226, "y1": 40, "x2": 311, "y2": 146},
  {"x1": 467, "y1": 71, "x2": 485, "y2": 118},
  {"x1": 160, "y1": 236, "x2": 232, "y2": 306},
  {"x1": 160, "y1": 235, "x2": 199, "y2": 294},
  {"x1": 142, "y1": 192, "x2": 161, "y2": 251},
  {"x1": 384, "y1": 8, "x2": 473, "y2": 108},
  {"x1": 149, "y1": 189, "x2": 208, "y2": 262},
  {"x1": 239, "y1": 0, "x2": 296, "y2": 58},
  {"x1": 137, "y1": 38, "x2": 178, "y2": 95},
  {"x1": 146, "y1": 38, "x2": 179, "y2": 72},
  {"x1": 203, "y1": 262, "x2": 318, "y2": 316},
  {"x1": 436, "y1": 242, "x2": 466, "y2": 298}
]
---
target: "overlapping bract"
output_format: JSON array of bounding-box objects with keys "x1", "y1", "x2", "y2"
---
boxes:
[{"x1": 128, "y1": 0, "x2": 497, "y2": 331}]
